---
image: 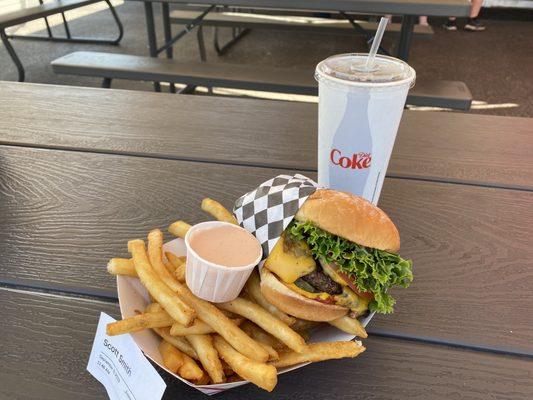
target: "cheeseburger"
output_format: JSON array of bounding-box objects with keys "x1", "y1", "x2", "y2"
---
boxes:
[{"x1": 260, "y1": 189, "x2": 413, "y2": 321}]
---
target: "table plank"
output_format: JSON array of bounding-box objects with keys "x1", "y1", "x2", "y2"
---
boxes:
[
  {"x1": 1, "y1": 145, "x2": 532, "y2": 355},
  {"x1": 2, "y1": 288, "x2": 531, "y2": 400},
  {"x1": 0, "y1": 83, "x2": 531, "y2": 190},
  {"x1": 125, "y1": 0, "x2": 471, "y2": 17}
]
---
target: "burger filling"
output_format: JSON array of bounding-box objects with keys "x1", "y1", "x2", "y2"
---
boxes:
[{"x1": 264, "y1": 221, "x2": 413, "y2": 314}]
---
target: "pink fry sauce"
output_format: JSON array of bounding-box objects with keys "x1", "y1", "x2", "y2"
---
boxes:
[{"x1": 188, "y1": 224, "x2": 261, "y2": 268}]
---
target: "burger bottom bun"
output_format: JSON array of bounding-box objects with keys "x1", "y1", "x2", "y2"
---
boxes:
[{"x1": 260, "y1": 267, "x2": 348, "y2": 322}]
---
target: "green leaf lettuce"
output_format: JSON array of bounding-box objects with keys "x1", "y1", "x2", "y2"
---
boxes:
[{"x1": 286, "y1": 221, "x2": 413, "y2": 314}]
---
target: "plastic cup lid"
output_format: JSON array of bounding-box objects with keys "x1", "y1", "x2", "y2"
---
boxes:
[{"x1": 315, "y1": 53, "x2": 416, "y2": 88}]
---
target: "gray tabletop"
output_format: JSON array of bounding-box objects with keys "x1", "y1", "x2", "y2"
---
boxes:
[
  {"x1": 1, "y1": 82, "x2": 532, "y2": 399},
  {"x1": 126, "y1": 0, "x2": 472, "y2": 17}
]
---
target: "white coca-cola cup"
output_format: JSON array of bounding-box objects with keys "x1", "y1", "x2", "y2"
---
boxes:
[{"x1": 315, "y1": 53, "x2": 416, "y2": 204}]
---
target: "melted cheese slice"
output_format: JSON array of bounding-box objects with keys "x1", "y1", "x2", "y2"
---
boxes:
[
  {"x1": 264, "y1": 235, "x2": 316, "y2": 283},
  {"x1": 285, "y1": 283, "x2": 332, "y2": 302},
  {"x1": 335, "y1": 287, "x2": 370, "y2": 316}
]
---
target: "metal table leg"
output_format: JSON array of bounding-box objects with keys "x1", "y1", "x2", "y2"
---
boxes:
[
  {"x1": 213, "y1": 26, "x2": 250, "y2": 56},
  {"x1": 197, "y1": 25, "x2": 207, "y2": 61},
  {"x1": 144, "y1": 2, "x2": 161, "y2": 92},
  {"x1": 38, "y1": 0, "x2": 53, "y2": 38},
  {"x1": 340, "y1": 12, "x2": 390, "y2": 56},
  {"x1": 0, "y1": 29, "x2": 24, "y2": 82},
  {"x1": 397, "y1": 15, "x2": 415, "y2": 61},
  {"x1": 162, "y1": 3, "x2": 176, "y2": 93}
]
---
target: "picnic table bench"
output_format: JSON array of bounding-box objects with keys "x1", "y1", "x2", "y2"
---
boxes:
[
  {"x1": 0, "y1": 82, "x2": 532, "y2": 399},
  {"x1": 50, "y1": 0, "x2": 473, "y2": 110},
  {"x1": 51, "y1": 51, "x2": 473, "y2": 110},
  {"x1": 0, "y1": 0, "x2": 123, "y2": 82},
  {"x1": 168, "y1": 10, "x2": 434, "y2": 58}
]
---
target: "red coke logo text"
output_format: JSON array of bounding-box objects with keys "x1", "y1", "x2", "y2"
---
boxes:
[{"x1": 330, "y1": 149, "x2": 372, "y2": 169}]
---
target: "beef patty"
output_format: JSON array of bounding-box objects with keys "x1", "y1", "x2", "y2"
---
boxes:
[{"x1": 302, "y1": 269, "x2": 342, "y2": 295}]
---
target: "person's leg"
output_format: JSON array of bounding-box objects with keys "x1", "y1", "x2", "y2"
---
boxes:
[
  {"x1": 470, "y1": 0, "x2": 483, "y2": 18},
  {"x1": 418, "y1": 16, "x2": 428, "y2": 26},
  {"x1": 465, "y1": 0, "x2": 486, "y2": 31},
  {"x1": 443, "y1": 16, "x2": 457, "y2": 31}
]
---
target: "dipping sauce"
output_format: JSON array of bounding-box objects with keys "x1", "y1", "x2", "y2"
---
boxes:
[{"x1": 188, "y1": 224, "x2": 261, "y2": 267}]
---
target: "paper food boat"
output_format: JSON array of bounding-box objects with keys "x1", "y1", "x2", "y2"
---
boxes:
[
  {"x1": 117, "y1": 174, "x2": 374, "y2": 395},
  {"x1": 117, "y1": 239, "x2": 374, "y2": 395}
]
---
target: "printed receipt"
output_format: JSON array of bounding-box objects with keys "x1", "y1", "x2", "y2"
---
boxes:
[{"x1": 87, "y1": 312, "x2": 166, "y2": 400}]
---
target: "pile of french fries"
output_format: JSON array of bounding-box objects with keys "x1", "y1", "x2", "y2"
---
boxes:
[{"x1": 106, "y1": 198, "x2": 367, "y2": 392}]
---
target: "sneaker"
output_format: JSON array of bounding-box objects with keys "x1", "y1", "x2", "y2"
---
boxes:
[
  {"x1": 443, "y1": 19, "x2": 457, "y2": 31},
  {"x1": 465, "y1": 18, "x2": 486, "y2": 31}
]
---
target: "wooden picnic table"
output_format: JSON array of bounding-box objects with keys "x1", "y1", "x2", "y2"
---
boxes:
[
  {"x1": 0, "y1": 82, "x2": 532, "y2": 399},
  {"x1": 129, "y1": 0, "x2": 470, "y2": 65}
]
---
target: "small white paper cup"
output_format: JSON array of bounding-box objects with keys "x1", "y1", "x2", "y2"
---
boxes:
[{"x1": 184, "y1": 221, "x2": 262, "y2": 303}]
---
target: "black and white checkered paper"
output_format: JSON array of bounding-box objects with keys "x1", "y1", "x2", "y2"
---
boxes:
[{"x1": 233, "y1": 174, "x2": 319, "y2": 258}]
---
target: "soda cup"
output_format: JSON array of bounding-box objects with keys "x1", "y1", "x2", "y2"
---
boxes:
[{"x1": 315, "y1": 53, "x2": 416, "y2": 204}]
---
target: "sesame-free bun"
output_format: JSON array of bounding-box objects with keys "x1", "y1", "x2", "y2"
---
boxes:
[
  {"x1": 260, "y1": 267, "x2": 348, "y2": 321},
  {"x1": 295, "y1": 189, "x2": 400, "y2": 253}
]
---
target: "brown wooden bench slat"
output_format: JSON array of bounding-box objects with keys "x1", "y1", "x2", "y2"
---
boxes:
[
  {"x1": 0, "y1": 0, "x2": 100, "y2": 28},
  {"x1": 169, "y1": 10, "x2": 434, "y2": 37}
]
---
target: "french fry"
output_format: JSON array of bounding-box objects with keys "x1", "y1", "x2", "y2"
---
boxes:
[
  {"x1": 148, "y1": 229, "x2": 183, "y2": 288},
  {"x1": 106, "y1": 310, "x2": 174, "y2": 336},
  {"x1": 329, "y1": 315, "x2": 368, "y2": 338},
  {"x1": 226, "y1": 374, "x2": 244, "y2": 383},
  {"x1": 170, "y1": 318, "x2": 243, "y2": 336},
  {"x1": 170, "y1": 319, "x2": 214, "y2": 336},
  {"x1": 219, "y1": 298, "x2": 306, "y2": 353},
  {"x1": 240, "y1": 322, "x2": 279, "y2": 361},
  {"x1": 194, "y1": 373, "x2": 211, "y2": 385},
  {"x1": 168, "y1": 221, "x2": 191, "y2": 238},
  {"x1": 219, "y1": 309, "x2": 238, "y2": 319},
  {"x1": 291, "y1": 318, "x2": 320, "y2": 333},
  {"x1": 171, "y1": 281, "x2": 269, "y2": 362},
  {"x1": 153, "y1": 327, "x2": 198, "y2": 360},
  {"x1": 271, "y1": 341, "x2": 366, "y2": 368},
  {"x1": 213, "y1": 335, "x2": 277, "y2": 392},
  {"x1": 201, "y1": 198, "x2": 238, "y2": 225},
  {"x1": 221, "y1": 360, "x2": 234, "y2": 377},
  {"x1": 128, "y1": 239, "x2": 195, "y2": 326},
  {"x1": 159, "y1": 340, "x2": 184, "y2": 372},
  {"x1": 165, "y1": 253, "x2": 186, "y2": 275},
  {"x1": 179, "y1": 353, "x2": 204, "y2": 381},
  {"x1": 186, "y1": 334, "x2": 225, "y2": 383},
  {"x1": 166, "y1": 252, "x2": 186, "y2": 268},
  {"x1": 145, "y1": 303, "x2": 162, "y2": 313},
  {"x1": 174, "y1": 264, "x2": 186, "y2": 283},
  {"x1": 240, "y1": 321, "x2": 286, "y2": 350},
  {"x1": 245, "y1": 271, "x2": 296, "y2": 326},
  {"x1": 164, "y1": 261, "x2": 176, "y2": 274},
  {"x1": 107, "y1": 258, "x2": 136, "y2": 277},
  {"x1": 258, "y1": 341, "x2": 279, "y2": 361}
]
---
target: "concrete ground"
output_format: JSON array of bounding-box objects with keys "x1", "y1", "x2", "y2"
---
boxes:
[{"x1": 1, "y1": 2, "x2": 532, "y2": 117}]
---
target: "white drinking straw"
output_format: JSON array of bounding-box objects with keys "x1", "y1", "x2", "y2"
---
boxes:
[{"x1": 365, "y1": 17, "x2": 389, "y2": 70}]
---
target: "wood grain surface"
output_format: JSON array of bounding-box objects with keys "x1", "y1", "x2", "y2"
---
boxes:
[
  {"x1": 2, "y1": 288, "x2": 531, "y2": 400},
  {"x1": 1, "y1": 145, "x2": 532, "y2": 355},
  {"x1": 0, "y1": 82, "x2": 531, "y2": 190}
]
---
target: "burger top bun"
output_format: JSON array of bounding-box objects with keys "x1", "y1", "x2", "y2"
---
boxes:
[
  {"x1": 295, "y1": 189, "x2": 400, "y2": 253},
  {"x1": 260, "y1": 267, "x2": 348, "y2": 322}
]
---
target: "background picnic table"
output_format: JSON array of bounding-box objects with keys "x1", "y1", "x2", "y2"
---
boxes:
[{"x1": 0, "y1": 82, "x2": 532, "y2": 399}]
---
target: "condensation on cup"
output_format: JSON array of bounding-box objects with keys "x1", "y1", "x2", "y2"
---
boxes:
[{"x1": 315, "y1": 53, "x2": 416, "y2": 204}]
